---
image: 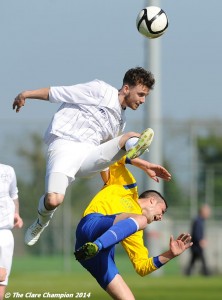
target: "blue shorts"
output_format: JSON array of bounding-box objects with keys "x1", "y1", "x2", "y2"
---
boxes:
[{"x1": 75, "y1": 213, "x2": 118, "y2": 290}]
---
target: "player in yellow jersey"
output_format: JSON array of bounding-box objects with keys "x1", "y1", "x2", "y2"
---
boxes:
[{"x1": 74, "y1": 157, "x2": 192, "y2": 300}]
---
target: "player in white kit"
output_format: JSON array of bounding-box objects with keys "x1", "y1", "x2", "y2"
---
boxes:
[
  {"x1": 0, "y1": 164, "x2": 23, "y2": 300},
  {"x1": 12, "y1": 67, "x2": 156, "y2": 246}
]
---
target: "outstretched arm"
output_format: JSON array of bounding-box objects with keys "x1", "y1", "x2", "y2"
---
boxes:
[
  {"x1": 100, "y1": 156, "x2": 171, "y2": 185},
  {"x1": 154, "y1": 233, "x2": 193, "y2": 267},
  {"x1": 12, "y1": 88, "x2": 50, "y2": 112},
  {"x1": 130, "y1": 157, "x2": 171, "y2": 182}
]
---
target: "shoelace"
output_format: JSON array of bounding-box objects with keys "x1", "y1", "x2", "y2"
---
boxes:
[{"x1": 31, "y1": 223, "x2": 43, "y2": 236}]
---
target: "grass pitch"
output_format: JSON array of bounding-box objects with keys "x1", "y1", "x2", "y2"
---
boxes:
[{"x1": 7, "y1": 255, "x2": 222, "y2": 300}]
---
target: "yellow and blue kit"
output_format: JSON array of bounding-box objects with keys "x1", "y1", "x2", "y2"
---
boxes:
[{"x1": 75, "y1": 156, "x2": 158, "y2": 289}]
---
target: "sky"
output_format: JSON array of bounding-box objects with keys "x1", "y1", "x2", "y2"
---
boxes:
[
  {"x1": 1, "y1": 0, "x2": 222, "y2": 124},
  {"x1": 1, "y1": 0, "x2": 222, "y2": 180}
]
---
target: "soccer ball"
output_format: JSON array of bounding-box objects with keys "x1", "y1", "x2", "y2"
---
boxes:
[{"x1": 136, "y1": 6, "x2": 168, "y2": 39}]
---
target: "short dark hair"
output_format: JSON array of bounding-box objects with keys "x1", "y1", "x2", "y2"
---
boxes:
[
  {"x1": 123, "y1": 67, "x2": 155, "y2": 89},
  {"x1": 139, "y1": 189, "x2": 168, "y2": 210}
]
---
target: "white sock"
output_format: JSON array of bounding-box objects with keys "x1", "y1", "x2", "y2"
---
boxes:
[
  {"x1": 37, "y1": 195, "x2": 57, "y2": 225},
  {"x1": 125, "y1": 137, "x2": 139, "y2": 151}
]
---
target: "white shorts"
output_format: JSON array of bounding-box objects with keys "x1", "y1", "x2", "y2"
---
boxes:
[
  {"x1": 45, "y1": 136, "x2": 125, "y2": 193},
  {"x1": 46, "y1": 138, "x2": 95, "y2": 179},
  {"x1": 0, "y1": 230, "x2": 14, "y2": 286}
]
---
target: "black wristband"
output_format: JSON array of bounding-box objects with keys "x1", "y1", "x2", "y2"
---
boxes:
[{"x1": 125, "y1": 157, "x2": 132, "y2": 164}]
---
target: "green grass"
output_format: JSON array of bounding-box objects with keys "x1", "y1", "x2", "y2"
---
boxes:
[{"x1": 6, "y1": 255, "x2": 222, "y2": 300}]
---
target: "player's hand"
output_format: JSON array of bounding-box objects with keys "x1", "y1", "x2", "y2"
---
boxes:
[
  {"x1": 13, "y1": 93, "x2": 26, "y2": 112},
  {"x1": 0, "y1": 267, "x2": 7, "y2": 282},
  {"x1": 199, "y1": 239, "x2": 207, "y2": 248},
  {"x1": 145, "y1": 163, "x2": 171, "y2": 182},
  {"x1": 131, "y1": 158, "x2": 171, "y2": 182},
  {"x1": 14, "y1": 213, "x2": 23, "y2": 228},
  {"x1": 169, "y1": 233, "x2": 193, "y2": 257}
]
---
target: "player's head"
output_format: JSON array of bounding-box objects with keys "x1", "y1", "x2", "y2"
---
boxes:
[
  {"x1": 199, "y1": 204, "x2": 211, "y2": 219},
  {"x1": 138, "y1": 190, "x2": 168, "y2": 224},
  {"x1": 123, "y1": 67, "x2": 155, "y2": 89},
  {"x1": 120, "y1": 67, "x2": 155, "y2": 110}
]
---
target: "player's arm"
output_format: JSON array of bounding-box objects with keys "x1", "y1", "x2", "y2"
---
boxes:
[
  {"x1": 99, "y1": 157, "x2": 126, "y2": 186},
  {"x1": 13, "y1": 88, "x2": 50, "y2": 112},
  {"x1": 13, "y1": 198, "x2": 23, "y2": 229},
  {"x1": 121, "y1": 231, "x2": 158, "y2": 276},
  {"x1": 128, "y1": 157, "x2": 171, "y2": 182},
  {"x1": 154, "y1": 233, "x2": 193, "y2": 267},
  {"x1": 8, "y1": 166, "x2": 20, "y2": 211},
  {"x1": 100, "y1": 169, "x2": 110, "y2": 185},
  {"x1": 122, "y1": 232, "x2": 192, "y2": 276},
  {"x1": 9, "y1": 167, "x2": 23, "y2": 228}
]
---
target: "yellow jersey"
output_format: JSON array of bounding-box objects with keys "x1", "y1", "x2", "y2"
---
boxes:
[{"x1": 83, "y1": 156, "x2": 157, "y2": 276}]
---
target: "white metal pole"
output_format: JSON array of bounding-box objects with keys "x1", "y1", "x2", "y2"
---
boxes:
[
  {"x1": 143, "y1": 0, "x2": 163, "y2": 194},
  {"x1": 143, "y1": 0, "x2": 164, "y2": 277},
  {"x1": 190, "y1": 124, "x2": 198, "y2": 218}
]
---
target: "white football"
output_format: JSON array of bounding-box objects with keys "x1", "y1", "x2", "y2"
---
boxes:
[{"x1": 136, "y1": 6, "x2": 168, "y2": 39}]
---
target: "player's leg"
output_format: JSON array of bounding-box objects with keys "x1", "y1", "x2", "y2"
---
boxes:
[
  {"x1": 106, "y1": 274, "x2": 135, "y2": 300},
  {"x1": 75, "y1": 213, "x2": 120, "y2": 260},
  {"x1": 76, "y1": 128, "x2": 154, "y2": 178},
  {"x1": 93, "y1": 214, "x2": 147, "y2": 250},
  {"x1": 77, "y1": 244, "x2": 125, "y2": 299},
  {"x1": 24, "y1": 189, "x2": 67, "y2": 246},
  {"x1": 185, "y1": 250, "x2": 197, "y2": 275},
  {"x1": 25, "y1": 178, "x2": 71, "y2": 246},
  {"x1": 199, "y1": 251, "x2": 210, "y2": 275},
  {"x1": 0, "y1": 268, "x2": 6, "y2": 282},
  {"x1": 25, "y1": 138, "x2": 95, "y2": 246},
  {"x1": 0, "y1": 230, "x2": 14, "y2": 300},
  {"x1": 0, "y1": 267, "x2": 7, "y2": 300},
  {"x1": 75, "y1": 216, "x2": 134, "y2": 298},
  {"x1": 124, "y1": 127, "x2": 154, "y2": 159},
  {"x1": 75, "y1": 213, "x2": 147, "y2": 261},
  {"x1": 0, "y1": 286, "x2": 6, "y2": 300}
]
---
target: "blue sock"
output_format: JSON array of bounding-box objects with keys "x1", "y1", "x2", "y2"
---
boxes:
[{"x1": 94, "y1": 218, "x2": 139, "y2": 250}]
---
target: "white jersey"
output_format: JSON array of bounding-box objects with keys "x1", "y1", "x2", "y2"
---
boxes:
[
  {"x1": 0, "y1": 164, "x2": 18, "y2": 230},
  {"x1": 44, "y1": 80, "x2": 126, "y2": 146}
]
